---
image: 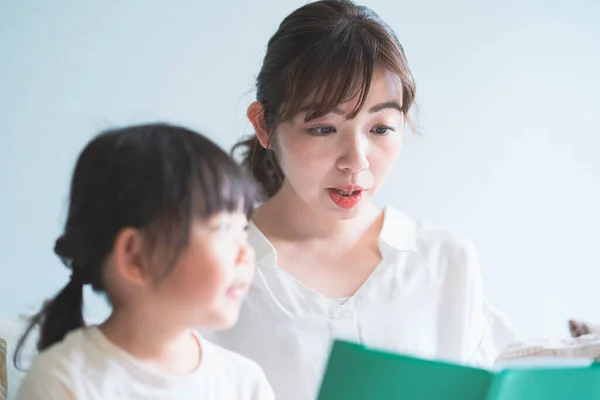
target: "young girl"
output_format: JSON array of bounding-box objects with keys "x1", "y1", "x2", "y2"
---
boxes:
[
  {"x1": 203, "y1": 1, "x2": 515, "y2": 399},
  {"x1": 14, "y1": 123, "x2": 274, "y2": 399}
]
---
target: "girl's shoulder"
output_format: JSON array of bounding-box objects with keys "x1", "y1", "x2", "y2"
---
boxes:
[
  {"x1": 200, "y1": 337, "x2": 275, "y2": 398},
  {"x1": 201, "y1": 336, "x2": 267, "y2": 377},
  {"x1": 15, "y1": 328, "x2": 89, "y2": 399}
]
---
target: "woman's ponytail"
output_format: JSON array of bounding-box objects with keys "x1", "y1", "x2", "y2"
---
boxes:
[{"x1": 232, "y1": 135, "x2": 284, "y2": 200}]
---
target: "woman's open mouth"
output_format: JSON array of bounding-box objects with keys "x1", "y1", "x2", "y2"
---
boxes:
[{"x1": 327, "y1": 185, "x2": 364, "y2": 209}]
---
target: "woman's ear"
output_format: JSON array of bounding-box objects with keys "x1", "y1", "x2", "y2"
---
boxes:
[{"x1": 247, "y1": 101, "x2": 271, "y2": 149}]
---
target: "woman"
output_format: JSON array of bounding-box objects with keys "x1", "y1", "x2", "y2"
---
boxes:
[{"x1": 205, "y1": 1, "x2": 515, "y2": 398}]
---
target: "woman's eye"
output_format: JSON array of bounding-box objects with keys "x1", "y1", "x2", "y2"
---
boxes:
[
  {"x1": 372, "y1": 126, "x2": 394, "y2": 135},
  {"x1": 311, "y1": 126, "x2": 336, "y2": 135}
]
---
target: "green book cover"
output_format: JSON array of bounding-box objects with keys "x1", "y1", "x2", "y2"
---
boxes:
[{"x1": 317, "y1": 340, "x2": 600, "y2": 400}]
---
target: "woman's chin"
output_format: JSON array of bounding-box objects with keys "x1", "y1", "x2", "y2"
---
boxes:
[{"x1": 320, "y1": 200, "x2": 364, "y2": 220}]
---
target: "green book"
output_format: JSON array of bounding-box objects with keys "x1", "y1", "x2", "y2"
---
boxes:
[{"x1": 317, "y1": 340, "x2": 600, "y2": 400}]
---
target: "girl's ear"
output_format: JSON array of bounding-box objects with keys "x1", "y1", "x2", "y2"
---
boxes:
[{"x1": 111, "y1": 227, "x2": 150, "y2": 286}]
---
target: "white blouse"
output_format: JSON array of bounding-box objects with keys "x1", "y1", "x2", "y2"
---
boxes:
[{"x1": 203, "y1": 206, "x2": 515, "y2": 400}]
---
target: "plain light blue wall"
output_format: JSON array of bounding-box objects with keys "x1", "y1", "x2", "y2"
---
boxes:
[{"x1": 1, "y1": 0, "x2": 599, "y2": 338}]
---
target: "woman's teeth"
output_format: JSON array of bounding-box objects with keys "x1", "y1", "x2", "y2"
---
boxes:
[{"x1": 335, "y1": 189, "x2": 356, "y2": 196}]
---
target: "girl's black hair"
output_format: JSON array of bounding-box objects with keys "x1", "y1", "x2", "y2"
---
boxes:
[{"x1": 14, "y1": 122, "x2": 256, "y2": 369}]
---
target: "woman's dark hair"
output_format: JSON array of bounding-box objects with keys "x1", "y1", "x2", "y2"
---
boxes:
[
  {"x1": 14, "y1": 123, "x2": 256, "y2": 369},
  {"x1": 233, "y1": 0, "x2": 416, "y2": 199}
]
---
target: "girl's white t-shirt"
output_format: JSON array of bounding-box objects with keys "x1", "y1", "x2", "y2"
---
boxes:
[{"x1": 16, "y1": 326, "x2": 274, "y2": 400}]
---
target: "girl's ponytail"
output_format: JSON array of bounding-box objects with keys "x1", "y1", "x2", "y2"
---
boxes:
[{"x1": 14, "y1": 235, "x2": 87, "y2": 370}]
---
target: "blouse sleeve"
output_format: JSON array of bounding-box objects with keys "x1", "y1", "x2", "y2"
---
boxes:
[
  {"x1": 454, "y1": 237, "x2": 516, "y2": 368},
  {"x1": 467, "y1": 300, "x2": 517, "y2": 368}
]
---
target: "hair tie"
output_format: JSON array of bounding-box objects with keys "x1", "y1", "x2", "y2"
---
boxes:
[{"x1": 70, "y1": 264, "x2": 91, "y2": 285}]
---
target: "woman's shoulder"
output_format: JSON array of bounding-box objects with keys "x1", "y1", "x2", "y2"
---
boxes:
[
  {"x1": 383, "y1": 205, "x2": 483, "y2": 284},
  {"x1": 384, "y1": 205, "x2": 477, "y2": 255}
]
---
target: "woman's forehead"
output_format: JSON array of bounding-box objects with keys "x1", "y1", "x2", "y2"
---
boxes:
[{"x1": 295, "y1": 68, "x2": 404, "y2": 120}]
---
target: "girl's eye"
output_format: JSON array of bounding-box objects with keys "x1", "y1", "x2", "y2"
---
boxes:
[
  {"x1": 210, "y1": 214, "x2": 232, "y2": 232},
  {"x1": 371, "y1": 126, "x2": 395, "y2": 136},
  {"x1": 310, "y1": 126, "x2": 336, "y2": 135},
  {"x1": 218, "y1": 221, "x2": 231, "y2": 232},
  {"x1": 216, "y1": 221, "x2": 249, "y2": 235}
]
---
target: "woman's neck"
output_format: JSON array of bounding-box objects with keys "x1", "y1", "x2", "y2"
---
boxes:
[
  {"x1": 254, "y1": 184, "x2": 383, "y2": 245},
  {"x1": 99, "y1": 308, "x2": 200, "y2": 375}
]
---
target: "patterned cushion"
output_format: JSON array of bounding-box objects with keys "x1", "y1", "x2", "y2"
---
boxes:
[
  {"x1": 0, "y1": 318, "x2": 37, "y2": 400},
  {"x1": 497, "y1": 333, "x2": 600, "y2": 363},
  {"x1": 0, "y1": 338, "x2": 7, "y2": 400}
]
